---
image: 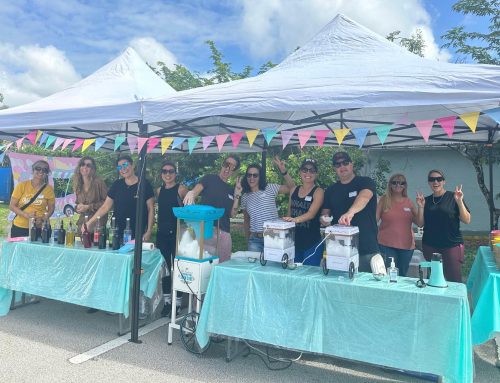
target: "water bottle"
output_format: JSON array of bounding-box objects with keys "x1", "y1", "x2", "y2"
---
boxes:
[
  {"x1": 123, "y1": 217, "x2": 132, "y2": 244},
  {"x1": 108, "y1": 217, "x2": 115, "y2": 248}
]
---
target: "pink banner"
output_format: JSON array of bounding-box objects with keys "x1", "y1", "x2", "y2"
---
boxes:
[
  {"x1": 436, "y1": 116, "x2": 457, "y2": 138},
  {"x1": 314, "y1": 130, "x2": 329, "y2": 147}
]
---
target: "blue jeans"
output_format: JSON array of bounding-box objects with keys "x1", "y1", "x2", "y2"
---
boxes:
[
  {"x1": 248, "y1": 234, "x2": 264, "y2": 252},
  {"x1": 378, "y1": 244, "x2": 414, "y2": 277}
]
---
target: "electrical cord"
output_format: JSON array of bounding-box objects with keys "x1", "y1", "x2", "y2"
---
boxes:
[
  {"x1": 176, "y1": 259, "x2": 203, "y2": 303},
  {"x1": 295, "y1": 233, "x2": 332, "y2": 266},
  {"x1": 242, "y1": 339, "x2": 302, "y2": 371}
]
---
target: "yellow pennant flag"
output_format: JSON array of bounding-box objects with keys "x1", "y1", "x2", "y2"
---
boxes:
[
  {"x1": 246, "y1": 129, "x2": 260, "y2": 147},
  {"x1": 81, "y1": 138, "x2": 96, "y2": 152},
  {"x1": 161, "y1": 137, "x2": 174, "y2": 155},
  {"x1": 333, "y1": 128, "x2": 350, "y2": 145},
  {"x1": 459, "y1": 111, "x2": 480, "y2": 133},
  {"x1": 35, "y1": 130, "x2": 43, "y2": 143}
]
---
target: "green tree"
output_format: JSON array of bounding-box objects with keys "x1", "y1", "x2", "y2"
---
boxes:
[
  {"x1": 386, "y1": 29, "x2": 426, "y2": 57},
  {"x1": 441, "y1": 0, "x2": 499, "y2": 65}
]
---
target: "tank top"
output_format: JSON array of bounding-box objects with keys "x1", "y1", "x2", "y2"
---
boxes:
[
  {"x1": 377, "y1": 197, "x2": 415, "y2": 250},
  {"x1": 290, "y1": 185, "x2": 321, "y2": 251},
  {"x1": 157, "y1": 184, "x2": 182, "y2": 237}
]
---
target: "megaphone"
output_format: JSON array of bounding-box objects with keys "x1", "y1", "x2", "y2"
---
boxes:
[{"x1": 416, "y1": 253, "x2": 448, "y2": 288}]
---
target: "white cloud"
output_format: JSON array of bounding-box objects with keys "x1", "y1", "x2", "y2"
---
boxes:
[
  {"x1": 238, "y1": 0, "x2": 452, "y2": 62},
  {"x1": 0, "y1": 44, "x2": 81, "y2": 107},
  {"x1": 129, "y1": 37, "x2": 178, "y2": 69}
]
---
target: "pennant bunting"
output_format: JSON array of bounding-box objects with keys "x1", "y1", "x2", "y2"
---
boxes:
[
  {"x1": 114, "y1": 136, "x2": 126, "y2": 151},
  {"x1": 281, "y1": 131, "x2": 294, "y2": 149},
  {"x1": 35, "y1": 130, "x2": 43, "y2": 143},
  {"x1": 483, "y1": 107, "x2": 500, "y2": 124},
  {"x1": 245, "y1": 130, "x2": 259, "y2": 147},
  {"x1": 333, "y1": 128, "x2": 350, "y2": 145},
  {"x1": 374, "y1": 124, "x2": 392, "y2": 145},
  {"x1": 127, "y1": 136, "x2": 138, "y2": 153},
  {"x1": 414, "y1": 119, "x2": 434, "y2": 142},
  {"x1": 53, "y1": 137, "x2": 65, "y2": 151},
  {"x1": 263, "y1": 129, "x2": 277, "y2": 145},
  {"x1": 314, "y1": 130, "x2": 329, "y2": 147},
  {"x1": 188, "y1": 137, "x2": 201, "y2": 154},
  {"x1": 436, "y1": 116, "x2": 457, "y2": 138},
  {"x1": 137, "y1": 137, "x2": 148, "y2": 153},
  {"x1": 25, "y1": 130, "x2": 37, "y2": 145},
  {"x1": 44, "y1": 135, "x2": 57, "y2": 149},
  {"x1": 147, "y1": 137, "x2": 160, "y2": 153},
  {"x1": 82, "y1": 138, "x2": 96, "y2": 152},
  {"x1": 230, "y1": 132, "x2": 244, "y2": 148},
  {"x1": 172, "y1": 137, "x2": 186, "y2": 149},
  {"x1": 216, "y1": 134, "x2": 229, "y2": 151},
  {"x1": 62, "y1": 138, "x2": 74, "y2": 150},
  {"x1": 202, "y1": 136, "x2": 215, "y2": 150},
  {"x1": 297, "y1": 130, "x2": 312, "y2": 148},
  {"x1": 351, "y1": 128, "x2": 370, "y2": 148},
  {"x1": 460, "y1": 111, "x2": 480, "y2": 133},
  {"x1": 39, "y1": 132, "x2": 49, "y2": 145},
  {"x1": 95, "y1": 138, "x2": 107, "y2": 151},
  {"x1": 16, "y1": 138, "x2": 24, "y2": 149},
  {"x1": 72, "y1": 138, "x2": 83, "y2": 152},
  {"x1": 161, "y1": 137, "x2": 174, "y2": 154}
]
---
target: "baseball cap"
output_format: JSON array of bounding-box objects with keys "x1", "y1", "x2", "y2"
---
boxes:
[
  {"x1": 300, "y1": 158, "x2": 318, "y2": 171},
  {"x1": 332, "y1": 152, "x2": 352, "y2": 164}
]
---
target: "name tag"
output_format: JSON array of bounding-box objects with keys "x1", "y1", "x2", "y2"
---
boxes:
[
  {"x1": 349, "y1": 191, "x2": 357, "y2": 198},
  {"x1": 228, "y1": 194, "x2": 234, "y2": 200},
  {"x1": 305, "y1": 196, "x2": 312, "y2": 202},
  {"x1": 261, "y1": 193, "x2": 267, "y2": 198},
  {"x1": 403, "y1": 207, "x2": 411, "y2": 212},
  {"x1": 38, "y1": 195, "x2": 44, "y2": 199}
]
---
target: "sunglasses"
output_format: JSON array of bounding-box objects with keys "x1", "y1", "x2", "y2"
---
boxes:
[
  {"x1": 246, "y1": 173, "x2": 259, "y2": 179},
  {"x1": 333, "y1": 160, "x2": 351, "y2": 168},
  {"x1": 391, "y1": 181, "x2": 406, "y2": 186},
  {"x1": 300, "y1": 167, "x2": 317, "y2": 174},
  {"x1": 34, "y1": 167, "x2": 49, "y2": 174},
  {"x1": 222, "y1": 161, "x2": 237, "y2": 171},
  {"x1": 116, "y1": 162, "x2": 129, "y2": 171},
  {"x1": 161, "y1": 168, "x2": 176, "y2": 175},
  {"x1": 80, "y1": 162, "x2": 93, "y2": 168},
  {"x1": 428, "y1": 176, "x2": 444, "y2": 183}
]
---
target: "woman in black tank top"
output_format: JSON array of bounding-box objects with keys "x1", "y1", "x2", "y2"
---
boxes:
[
  {"x1": 283, "y1": 159, "x2": 324, "y2": 265},
  {"x1": 156, "y1": 161, "x2": 188, "y2": 316}
]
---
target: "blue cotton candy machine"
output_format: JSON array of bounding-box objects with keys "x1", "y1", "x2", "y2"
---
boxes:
[{"x1": 173, "y1": 205, "x2": 224, "y2": 239}]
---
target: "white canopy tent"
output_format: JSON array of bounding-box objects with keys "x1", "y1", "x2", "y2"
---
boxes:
[{"x1": 143, "y1": 14, "x2": 499, "y2": 151}]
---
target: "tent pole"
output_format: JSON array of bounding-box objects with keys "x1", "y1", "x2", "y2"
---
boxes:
[
  {"x1": 488, "y1": 127, "x2": 495, "y2": 230},
  {"x1": 261, "y1": 142, "x2": 267, "y2": 184},
  {"x1": 129, "y1": 121, "x2": 148, "y2": 343}
]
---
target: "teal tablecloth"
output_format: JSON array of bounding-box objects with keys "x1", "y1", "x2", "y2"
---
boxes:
[
  {"x1": 197, "y1": 260, "x2": 473, "y2": 383},
  {"x1": 0, "y1": 240, "x2": 164, "y2": 317},
  {"x1": 467, "y1": 246, "x2": 500, "y2": 345}
]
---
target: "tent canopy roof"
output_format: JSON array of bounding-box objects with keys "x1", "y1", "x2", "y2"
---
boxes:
[{"x1": 143, "y1": 14, "x2": 499, "y2": 151}]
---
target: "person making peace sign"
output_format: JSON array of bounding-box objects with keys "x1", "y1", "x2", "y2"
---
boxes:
[{"x1": 415, "y1": 169, "x2": 471, "y2": 283}]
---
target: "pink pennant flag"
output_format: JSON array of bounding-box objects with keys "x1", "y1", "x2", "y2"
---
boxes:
[
  {"x1": 62, "y1": 138, "x2": 74, "y2": 150},
  {"x1": 53, "y1": 137, "x2": 65, "y2": 150},
  {"x1": 72, "y1": 138, "x2": 84, "y2": 152},
  {"x1": 16, "y1": 138, "x2": 24, "y2": 149},
  {"x1": 297, "y1": 131, "x2": 312, "y2": 148},
  {"x1": 314, "y1": 130, "x2": 329, "y2": 147},
  {"x1": 127, "y1": 136, "x2": 138, "y2": 153},
  {"x1": 230, "y1": 132, "x2": 244, "y2": 148},
  {"x1": 281, "y1": 131, "x2": 294, "y2": 149},
  {"x1": 414, "y1": 120, "x2": 435, "y2": 142},
  {"x1": 137, "y1": 137, "x2": 148, "y2": 153},
  {"x1": 216, "y1": 134, "x2": 229, "y2": 151},
  {"x1": 25, "y1": 130, "x2": 37, "y2": 145},
  {"x1": 147, "y1": 138, "x2": 160, "y2": 153},
  {"x1": 436, "y1": 116, "x2": 457, "y2": 138},
  {"x1": 202, "y1": 136, "x2": 215, "y2": 150}
]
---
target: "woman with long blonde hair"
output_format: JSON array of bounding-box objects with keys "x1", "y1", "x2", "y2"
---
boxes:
[{"x1": 376, "y1": 173, "x2": 419, "y2": 276}]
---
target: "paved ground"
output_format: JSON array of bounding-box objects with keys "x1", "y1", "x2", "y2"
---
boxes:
[{"x1": 0, "y1": 298, "x2": 499, "y2": 383}]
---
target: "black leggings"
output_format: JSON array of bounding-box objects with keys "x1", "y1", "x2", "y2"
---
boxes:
[
  {"x1": 157, "y1": 235, "x2": 176, "y2": 295},
  {"x1": 11, "y1": 224, "x2": 29, "y2": 238}
]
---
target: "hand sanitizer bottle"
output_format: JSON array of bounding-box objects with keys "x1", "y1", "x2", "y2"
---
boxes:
[{"x1": 388, "y1": 257, "x2": 399, "y2": 283}]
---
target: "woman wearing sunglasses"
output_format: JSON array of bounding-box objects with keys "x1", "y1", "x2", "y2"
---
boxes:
[
  {"x1": 240, "y1": 157, "x2": 295, "y2": 252},
  {"x1": 416, "y1": 169, "x2": 471, "y2": 282},
  {"x1": 283, "y1": 159, "x2": 324, "y2": 265},
  {"x1": 376, "y1": 174, "x2": 419, "y2": 276},
  {"x1": 72, "y1": 156, "x2": 108, "y2": 233},
  {"x1": 156, "y1": 161, "x2": 188, "y2": 316},
  {"x1": 9, "y1": 160, "x2": 55, "y2": 237}
]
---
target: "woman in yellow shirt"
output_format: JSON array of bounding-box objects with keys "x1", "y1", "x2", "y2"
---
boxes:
[{"x1": 9, "y1": 160, "x2": 55, "y2": 238}]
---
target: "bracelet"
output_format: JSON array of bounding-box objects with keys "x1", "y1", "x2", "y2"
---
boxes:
[{"x1": 281, "y1": 170, "x2": 288, "y2": 176}]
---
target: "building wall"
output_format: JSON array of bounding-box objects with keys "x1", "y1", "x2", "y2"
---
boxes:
[{"x1": 362, "y1": 147, "x2": 498, "y2": 232}]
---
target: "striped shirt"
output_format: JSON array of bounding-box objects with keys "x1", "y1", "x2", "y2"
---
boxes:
[{"x1": 241, "y1": 184, "x2": 280, "y2": 233}]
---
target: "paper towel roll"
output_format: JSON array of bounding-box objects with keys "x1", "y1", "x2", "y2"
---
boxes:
[{"x1": 142, "y1": 242, "x2": 155, "y2": 251}]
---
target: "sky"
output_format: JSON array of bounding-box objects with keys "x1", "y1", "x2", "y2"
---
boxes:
[{"x1": 0, "y1": 0, "x2": 491, "y2": 107}]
